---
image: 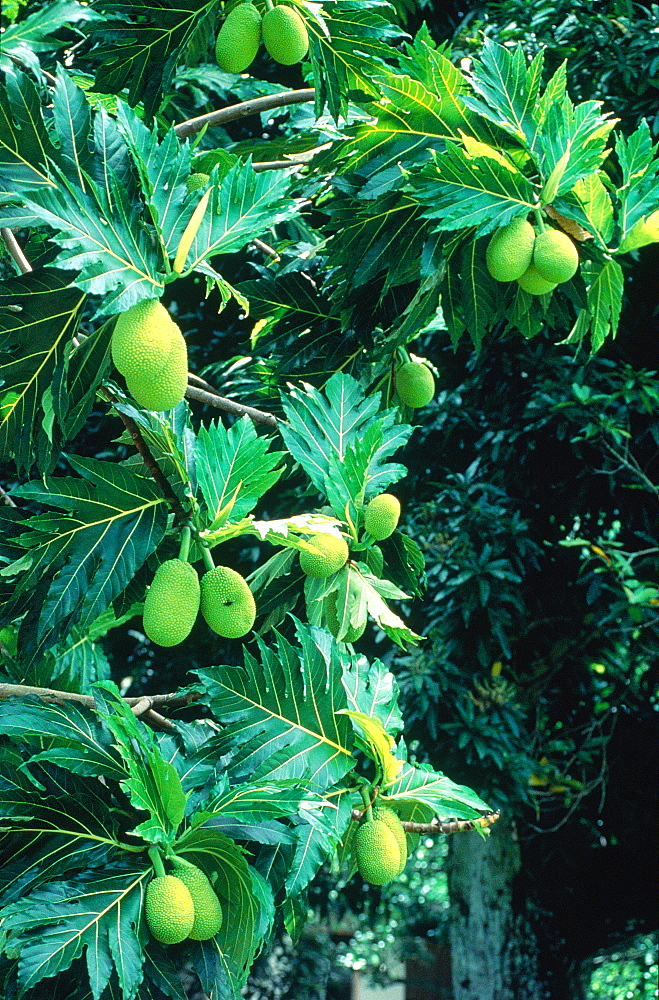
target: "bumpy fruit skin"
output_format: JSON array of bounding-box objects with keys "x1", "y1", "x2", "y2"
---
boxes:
[
  {"x1": 145, "y1": 875, "x2": 195, "y2": 944},
  {"x1": 395, "y1": 361, "x2": 435, "y2": 409},
  {"x1": 372, "y1": 805, "x2": 407, "y2": 874},
  {"x1": 170, "y1": 861, "x2": 223, "y2": 940},
  {"x1": 517, "y1": 263, "x2": 557, "y2": 296},
  {"x1": 112, "y1": 299, "x2": 183, "y2": 382},
  {"x1": 364, "y1": 494, "x2": 401, "y2": 541},
  {"x1": 143, "y1": 559, "x2": 200, "y2": 646},
  {"x1": 187, "y1": 172, "x2": 210, "y2": 193},
  {"x1": 200, "y1": 565, "x2": 256, "y2": 638},
  {"x1": 324, "y1": 592, "x2": 365, "y2": 643},
  {"x1": 125, "y1": 330, "x2": 188, "y2": 411},
  {"x1": 485, "y1": 217, "x2": 535, "y2": 282},
  {"x1": 262, "y1": 5, "x2": 309, "y2": 65},
  {"x1": 215, "y1": 3, "x2": 263, "y2": 73},
  {"x1": 355, "y1": 820, "x2": 403, "y2": 885},
  {"x1": 299, "y1": 533, "x2": 349, "y2": 578},
  {"x1": 532, "y1": 229, "x2": 579, "y2": 283}
]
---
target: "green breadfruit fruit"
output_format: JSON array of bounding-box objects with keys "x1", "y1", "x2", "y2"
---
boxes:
[
  {"x1": 215, "y1": 3, "x2": 262, "y2": 73},
  {"x1": 262, "y1": 5, "x2": 309, "y2": 65},
  {"x1": 364, "y1": 494, "x2": 401, "y2": 541},
  {"x1": 299, "y1": 533, "x2": 349, "y2": 578},
  {"x1": 372, "y1": 805, "x2": 407, "y2": 874},
  {"x1": 187, "y1": 172, "x2": 210, "y2": 193},
  {"x1": 170, "y1": 861, "x2": 223, "y2": 940},
  {"x1": 125, "y1": 331, "x2": 188, "y2": 411},
  {"x1": 145, "y1": 874, "x2": 195, "y2": 944},
  {"x1": 324, "y1": 592, "x2": 365, "y2": 643},
  {"x1": 355, "y1": 820, "x2": 403, "y2": 885},
  {"x1": 485, "y1": 217, "x2": 535, "y2": 282},
  {"x1": 200, "y1": 565, "x2": 257, "y2": 638},
  {"x1": 395, "y1": 361, "x2": 435, "y2": 409},
  {"x1": 112, "y1": 299, "x2": 183, "y2": 382},
  {"x1": 532, "y1": 229, "x2": 579, "y2": 283},
  {"x1": 142, "y1": 559, "x2": 200, "y2": 647},
  {"x1": 517, "y1": 263, "x2": 557, "y2": 296}
]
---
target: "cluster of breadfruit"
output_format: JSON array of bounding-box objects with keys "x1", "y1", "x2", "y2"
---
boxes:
[
  {"x1": 215, "y1": 0, "x2": 309, "y2": 72},
  {"x1": 145, "y1": 857, "x2": 223, "y2": 944},
  {"x1": 394, "y1": 360, "x2": 436, "y2": 409},
  {"x1": 143, "y1": 558, "x2": 256, "y2": 645},
  {"x1": 486, "y1": 217, "x2": 579, "y2": 295},
  {"x1": 112, "y1": 299, "x2": 188, "y2": 412},
  {"x1": 299, "y1": 495, "x2": 401, "y2": 642},
  {"x1": 355, "y1": 803, "x2": 409, "y2": 885}
]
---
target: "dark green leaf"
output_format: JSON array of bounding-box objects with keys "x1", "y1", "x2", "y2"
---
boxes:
[
  {"x1": 0, "y1": 271, "x2": 87, "y2": 474},
  {"x1": 7, "y1": 457, "x2": 168, "y2": 663}
]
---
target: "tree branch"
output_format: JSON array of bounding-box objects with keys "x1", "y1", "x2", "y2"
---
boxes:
[
  {"x1": 252, "y1": 158, "x2": 311, "y2": 173},
  {"x1": 1, "y1": 228, "x2": 33, "y2": 274},
  {"x1": 0, "y1": 683, "x2": 200, "y2": 708},
  {"x1": 173, "y1": 88, "x2": 315, "y2": 139},
  {"x1": 185, "y1": 383, "x2": 278, "y2": 428},
  {"x1": 350, "y1": 808, "x2": 501, "y2": 835}
]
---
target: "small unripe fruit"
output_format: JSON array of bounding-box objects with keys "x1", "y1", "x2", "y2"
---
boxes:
[
  {"x1": 324, "y1": 592, "x2": 365, "y2": 643},
  {"x1": 395, "y1": 361, "x2": 435, "y2": 409},
  {"x1": 372, "y1": 805, "x2": 407, "y2": 874},
  {"x1": 125, "y1": 331, "x2": 188, "y2": 411},
  {"x1": 355, "y1": 820, "x2": 403, "y2": 885},
  {"x1": 364, "y1": 494, "x2": 400, "y2": 541},
  {"x1": 170, "y1": 861, "x2": 223, "y2": 940},
  {"x1": 145, "y1": 875, "x2": 195, "y2": 944},
  {"x1": 532, "y1": 229, "x2": 579, "y2": 283},
  {"x1": 215, "y1": 3, "x2": 263, "y2": 73},
  {"x1": 485, "y1": 217, "x2": 535, "y2": 282},
  {"x1": 517, "y1": 263, "x2": 557, "y2": 296},
  {"x1": 143, "y1": 559, "x2": 200, "y2": 646},
  {"x1": 112, "y1": 300, "x2": 183, "y2": 382},
  {"x1": 187, "y1": 172, "x2": 210, "y2": 193},
  {"x1": 262, "y1": 5, "x2": 309, "y2": 65},
  {"x1": 200, "y1": 565, "x2": 256, "y2": 638},
  {"x1": 299, "y1": 533, "x2": 349, "y2": 579}
]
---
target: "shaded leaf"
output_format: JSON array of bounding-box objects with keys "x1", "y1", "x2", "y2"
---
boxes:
[
  {"x1": 6, "y1": 457, "x2": 168, "y2": 664},
  {"x1": 0, "y1": 270, "x2": 87, "y2": 474}
]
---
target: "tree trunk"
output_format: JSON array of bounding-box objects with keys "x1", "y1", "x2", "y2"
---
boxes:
[{"x1": 446, "y1": 815, "x2": 546, "y2": 1000}]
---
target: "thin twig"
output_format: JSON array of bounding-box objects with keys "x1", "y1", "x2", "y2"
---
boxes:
[
  {"x1": 1, "y1": 228, "x2": 33, "y2": 274},
  {"x1": 173, "y1": 88, "x2": 315, "y2": 139},
  {"x1": 185, "y1": 384, "x2": 278, "y2": 428},
  {"x1": 187, "y1": 371, "x2": 221, "y2": 392},
  {"x1": 0, "y1": 484, "x2": 18, "y2": 508},
  {"x1": 5, "y1": 51, "x2": 57, "y2": 85},
  {"x1": 252, "y1": 237, "x2": 280, "y2": 260}
]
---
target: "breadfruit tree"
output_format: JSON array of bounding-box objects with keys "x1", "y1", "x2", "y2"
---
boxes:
[{"x1": 0, "y1": 1, "x2": 657, "y2": 999}]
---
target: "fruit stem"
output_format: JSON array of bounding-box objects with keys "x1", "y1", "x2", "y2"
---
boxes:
[
  {"x1": 264, "y1": 0, "x2": 275, "y2": 9},
  {"x1": 359, "y1": 784, "x2": 376, "y2": 822},
  {"x1": 201, "y1": 545, "x2": 215, "y2": 573},
  {"x1": 148, "y1": 846, "x2": 166, "y2": 878},
  {"x1": 169, "y1": 852, "x2": 196, "y2": 869},
  {"x1": 178, "y1": 526, "x2": 192, "y2": 563},
  {"x1": 533, "y1": 208, "x2": 546, "y2": 233}
]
